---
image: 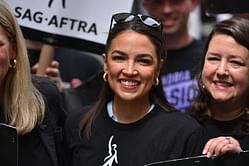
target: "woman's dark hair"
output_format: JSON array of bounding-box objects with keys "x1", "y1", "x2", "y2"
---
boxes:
[
  {"x1": 80, "y1": 15, "x2": 175, "y2": 139},
  {"x1": 189, "y1": 17, "x2": 249, "y2": 135}
]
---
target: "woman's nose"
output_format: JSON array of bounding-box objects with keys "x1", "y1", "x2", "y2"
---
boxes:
[
  {"x1": 216, "y1": 61, "x2": 229, "y2": 75},
  {"x1": 162, "y1": 0, "x2": 174, "y2": 13},
  {"x1": 122, "y1": 61, "x2": 137, "y2": 75}
]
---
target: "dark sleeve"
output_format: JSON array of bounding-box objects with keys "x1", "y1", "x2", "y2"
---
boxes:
[
  {"x1": 64, "y1": 106, "x2": 90, "y2": 148},
  {"x1": 183, "y1": 126, "x2": 207, "y2": 157},
  {"x1": 32, "y1": 75, "x2": 68, "y2": 165},
  {"x1": 171, "y1": 113, "x2": 202, "y2": 159},
  {"x1": 64, "y1": 106, "x2": 91, "y2": 165},
  {"x1": 32, "y1": 75, "x2": 66, "y2": 126},
  {"x1": 158, "y1": 111, "x2": 202, "y2": 159}
]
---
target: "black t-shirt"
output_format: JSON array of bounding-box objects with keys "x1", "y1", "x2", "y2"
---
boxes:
[
  {"x1": 65, "y1": 105, "x2": 200, "y2": 166},
  {"x1": 186, "y1": 116, "x2": 249, "y2": 156},
  {"x1": 160, "y1": 39, "x2": 204, "y2": 112}
]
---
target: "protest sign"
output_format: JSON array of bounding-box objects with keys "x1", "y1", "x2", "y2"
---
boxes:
[{"x1": 7, "y1": 0, "x2": 134, "y2": 53}]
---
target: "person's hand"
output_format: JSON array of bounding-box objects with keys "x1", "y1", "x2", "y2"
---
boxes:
[
  {"x1": 202, "y1": 136, "x2": 242, "y2": 158},
  {"x1": 70, "y1": 78, "x2": 83, "y2": 88},
  {"x1": 32, "y1": 60, "x2": 64, "y2": 92}
]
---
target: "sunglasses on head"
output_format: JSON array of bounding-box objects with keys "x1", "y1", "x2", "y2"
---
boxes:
[{"x1": 109, "y1": 12, "x2": 162, "y2": 33}]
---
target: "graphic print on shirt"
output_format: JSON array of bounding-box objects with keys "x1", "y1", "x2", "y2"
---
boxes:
[
  {"x1": 161, "y1": 70, "x2": 198, "y2": 112},
  {"x1": 103, "y1": 135, "x2": 118, "y2": 166}
]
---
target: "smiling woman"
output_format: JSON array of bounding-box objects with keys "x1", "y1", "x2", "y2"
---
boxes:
[
  {"x1": 187, "y1": 17, "x2": 249, "y2": 158},
  {"x1": 64, "y1": 12, "x2": 201, "y2": 166},
  {"x1": 202, "y1": 34, "x2": 249, "y2": 106},
  {"x1": 103, "y1": 30, "x2": 159, "y2": 112},
  {"x1": 0, "y1": 1, "x2": 66, "y2": 166}
]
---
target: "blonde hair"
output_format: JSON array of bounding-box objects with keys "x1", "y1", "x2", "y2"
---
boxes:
[{"x1": 0, "y1": 1, "x2": 45, "y2": 135}]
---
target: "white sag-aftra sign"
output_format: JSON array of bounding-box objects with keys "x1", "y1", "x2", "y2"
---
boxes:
[{"x1": 7, "y1": 0, "x2": 134, "y2": 53}]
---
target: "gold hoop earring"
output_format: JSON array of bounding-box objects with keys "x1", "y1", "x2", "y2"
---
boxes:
[
  {"x1": 103, "y1": 72, "x2": 108, "y2": 82},
  {"x1": 9, "y1": 59, "x2": 17, "y2": 69},
  {"x1": 154, "y1": 78, "x2": 159, "y2": 86}
]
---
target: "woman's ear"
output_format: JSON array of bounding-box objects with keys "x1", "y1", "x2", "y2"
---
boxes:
[
  {"x1": 102, "y1": 53, "x2": 107, "y2": 72},
  {"x1": 102, "y1": 53, "x2": 107, "y2": 62}
]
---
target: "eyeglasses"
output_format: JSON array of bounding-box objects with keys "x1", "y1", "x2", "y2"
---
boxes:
[{"x1": 109, "y1": 13, "x2": 162, "y2": 34}]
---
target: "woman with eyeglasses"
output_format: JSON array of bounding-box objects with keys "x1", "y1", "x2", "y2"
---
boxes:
[{"x1": 65, "y1": 12, "x2": 200, "y2": 166}]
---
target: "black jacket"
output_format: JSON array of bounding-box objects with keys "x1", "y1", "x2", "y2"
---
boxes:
[{"x1": 33, "y1": 75, "x2": 66, "y2": 166}]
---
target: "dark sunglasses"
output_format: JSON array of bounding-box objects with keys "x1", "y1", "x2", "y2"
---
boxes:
[{"x1": 109, "y1": 13, "x2": 162, "y2": 34}]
